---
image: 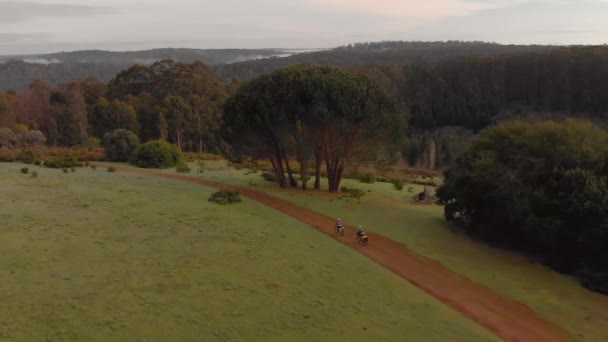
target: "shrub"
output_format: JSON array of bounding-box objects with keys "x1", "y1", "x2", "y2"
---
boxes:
[
  {"x1": 34, "y1": 159, "x2": 41, "y2": 165},
  {"x1": 21, "y1": 130, "x2": 47, "y2": 147},
  {"x1": 90, "y1": 164, "x2": 98, "y2": 171},
  {"x1": 103, "y1": 129, "x2": 140, "y2": 162},
  {"x1": 20, "y1": 167, "x2": 29, "y2": 174},
  {"x1": 87, "y1": 136, "x2": 101, "y2": 148},
  {"x1": 359, "y1": 173, "x2": 376, "y2": 184},
  {"x1": 62, "y1": 168, "x2": 68, "y2": 173},
  {"x1": 0, "y1": 127, "x2": 16, "y2": 148},
  {"x1": 0, "y1": 149, "x2": 17, "y2": 162},
  {"x1": 44, "y1": 154, "x2": 82, "y2": 169},
  {"x1": 340, "y1": 186, "x2": 366, "y2": 200},
  {"x1": 176, "y1": 162, "x2": 191, "y2": 173},
  {"x1": 130, "y1": 140, "x2": 183, "y2": 169},
  {"x1": 393, "y1": 179, "x2": 404, "y2": 191},
  {"x1": 17, "y1": 150, "x2": 38, "y2": 164},
  {"x1": 209, "y1": 189, "x2": 242, "y2": 205},
  {"x1": 107, "y1": 166, "x2": 117, "y2": 172},
  {"x1": 407, "y1": 186, "x2": 414, "y2": 193},
  {"x1": 70, "y1": 167, "x2": 76, "y2": 172},
  {"x1": 261, "y1": 172, "x2": 276, "y2": 182},
  {"x1": 31, "y1": 171, "x2": 38, "y2": 178}
]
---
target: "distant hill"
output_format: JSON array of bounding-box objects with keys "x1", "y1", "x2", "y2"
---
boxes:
[
  {"x1": 0, "y1": 42, "x2": 566, "y2": 91},
  {"x1": 214, "y1": 41, "x2": 561, "y2": 81},
  {"x1": 0, "y1": 48, "x2": 292, "y2": 90}
]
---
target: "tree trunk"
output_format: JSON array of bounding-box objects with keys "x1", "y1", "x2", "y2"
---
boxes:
[
  {"x1": 176, "y1": 129, "x2": 182, "y2": 150},
  {"x1": 270, "y1": 156, "x2": 287, "y2": 188},
  {"x1": 283, "y1": 152, "x2": 298, "y2": 188},
  {"x1": 198, "y1": 136, "x2": 203, "y2": 153},
  {"x1": 314, "y1": 146, "x2": 322, "y2": 189}
]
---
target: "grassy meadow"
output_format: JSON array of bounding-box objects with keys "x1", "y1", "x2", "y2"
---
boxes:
[
  {"x1": 0, "y1": 162, "x2": 497, "y2": 341},
  {"x1": 160, "y1": 159, "x2": 608, "y2": 342}
]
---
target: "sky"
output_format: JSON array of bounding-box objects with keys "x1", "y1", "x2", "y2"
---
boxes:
[{"x1": 0, "y1": 0, "x2": 607, "y2": 54}]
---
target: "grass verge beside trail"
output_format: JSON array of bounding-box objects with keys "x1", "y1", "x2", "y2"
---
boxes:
[{"x1": 0, "y1": 163, "x2": 496, "y2": 341}]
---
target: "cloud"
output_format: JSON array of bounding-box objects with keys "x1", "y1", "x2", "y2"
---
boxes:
[
  {"x1": 402, "y1": 0, "x2": 608, "y2": 44},
  {"x1": 304, "y1": 0, "x2": 487, "y2": 18},
  {"x1": 0, "y1": 1, "x2": 110, "y2": 23}
]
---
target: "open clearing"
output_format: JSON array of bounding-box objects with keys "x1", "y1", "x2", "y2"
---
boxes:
[
  {"x1": 151, "y1": 160, "x2": 608, "y2": 342},
  {"x1": 0, "y1": 163, "x2": 496, "y2": 341}
]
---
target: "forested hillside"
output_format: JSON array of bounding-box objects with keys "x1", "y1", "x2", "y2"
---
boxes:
[
  {"x1": 215, "y1": 41, "x2": 558, "y2": 81},
  {"x1": 0, "y1": 48, "x2": 287, "y2": 91},
  {"x1": 0, "y1": 41, "x2": 556, "y2": 92}
]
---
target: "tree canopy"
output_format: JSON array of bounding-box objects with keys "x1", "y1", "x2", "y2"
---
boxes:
[{"x1": 437, "y1": 119, "x2": 608, "y2": 294}]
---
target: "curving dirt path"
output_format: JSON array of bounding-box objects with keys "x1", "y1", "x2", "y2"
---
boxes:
[{"x1": 105, "y1": 165, "x2": 573, "y2": 342}]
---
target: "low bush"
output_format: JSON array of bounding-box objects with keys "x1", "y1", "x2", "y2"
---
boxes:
[
  {"x1": 62, "y1": 168, "x2": 69, "y2": 173},
  {"x1": 209, "y1": 189, "x2": 242, "y2": 205},
  {"x1": 196, "y1": 161, "x2": 205, "y2": 173},
  {"x1": 31, "y1": 171, "x2": 38, "y2": 178},
  {"x1": 359, "y1": 173, "x2": 377, "y2": 184},
  {"x1": 87, "y1": 136, "x2": 101, "y2": 148},
  {"x1": 70, "y1": 167, "x2": 76, "y2": 172},
  {"x1": 34, "y1": 159, "x2": 41, "y2": 166},
  {"x1": 392, "y1": 179, "x2": 404, "y2": 191},
  {"x1": 20, "y1": 167, "x2": 29, "y2": 174},
  {"x1": 130, "y1": 140, "x2": 183, "y2": 169},
  {"x1": 412, "y1": 180, "x2": 438, "y2": 187},
  {"x1": 407, "y1": 186, "x2": 414, "y2": 193},
  {"x1": 176, "y1": 162, "x2": 191, "y2": 173},
  {"x1": 261, "y1": 172, "x2": 276, "y2": 182},
  {"x1": 90, "y1": 164, "x2": 98, "y2": 171},
  {"x1": 0, "y1": 149, "x2": 17, "y2": 162},
  {"x1": 183, "y1": 152, "x2": 223, "y2": 161},
  {"x1": 17, "y1": 150, "x2": 39, "y2": 164},
  {"x1": 107, "y1": 166, "x2": 117, "y2": 172},
  {"x1": 44, "y1": 154, "x2": 83, "y2": 169},
  {"x1": 340, "y1": 186, "x2": 366, "y2": 200}
]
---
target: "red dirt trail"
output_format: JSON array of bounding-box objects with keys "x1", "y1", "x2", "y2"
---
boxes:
[{"x1": 107, "y1": 165, "x2": 573, "y2": 342}]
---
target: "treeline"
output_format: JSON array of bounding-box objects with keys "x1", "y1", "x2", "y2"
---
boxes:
[
  {"x1": 3, "y1": 45, "x2": 608, "y2": 171},
  {"x1": 0, "y1": 60, "x2": 231, "y2": 153}
]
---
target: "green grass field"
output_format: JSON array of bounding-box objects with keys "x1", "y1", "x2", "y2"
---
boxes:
[
  {"x1": 0, "y1": 163, "x2": 497, "y2": 341},
  {"x1": 167, "y1": 160, "x2": 608, "y2": 341}
]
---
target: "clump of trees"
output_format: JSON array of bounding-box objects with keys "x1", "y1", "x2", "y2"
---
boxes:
[
  {"x1": 438, "y1": 119, "x2": 608, "y2": 294},
  {"x1": 223, "y1": 65, "x2": 405, "y2": 192},
  {"x1": 103, "y1": 129, "x2": 140, "y2": 162}
]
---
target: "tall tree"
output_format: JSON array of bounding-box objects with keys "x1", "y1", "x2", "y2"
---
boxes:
[{"x1": 223, "y1": 65, "x2": 405, "y2": 192}]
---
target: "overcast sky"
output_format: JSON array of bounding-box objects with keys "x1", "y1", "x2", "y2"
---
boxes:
[{"x1": 1, "y1": 0, "x2": 607, "y2": 54}]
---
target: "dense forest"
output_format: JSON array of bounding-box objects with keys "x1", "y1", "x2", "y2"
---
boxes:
[
  {"x1": 0, "y1": 41, "x2": 557, "y2": 92},
  {"x1": 345, "y1": 46, "x2": 608, "y2": 168}
]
